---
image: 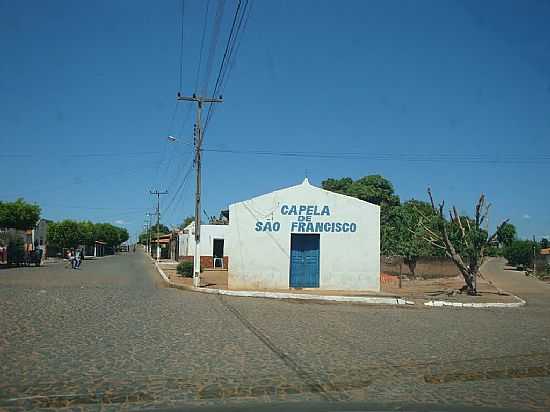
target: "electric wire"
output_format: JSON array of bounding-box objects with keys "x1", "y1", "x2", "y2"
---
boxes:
[
  {"x1": 200, "y1": 147, "x2": 550, "y2": 165},
  {"x1": 194, "y1": 0, "x2": 211, "y2": 93}
]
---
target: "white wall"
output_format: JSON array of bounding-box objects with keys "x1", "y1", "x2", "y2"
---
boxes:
[
  {"x1": 179, "y1": 223, "x2": 227, "y2": 257},
  {"x1": 227, "y1": 179, "x2": 380, "y2": 291}
]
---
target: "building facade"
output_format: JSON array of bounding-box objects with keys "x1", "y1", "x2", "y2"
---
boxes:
[
  {"x1": 178, "y1": 222, "x2": 228, "y2": 269},
  {"x1": 227, "y1": 178, "x2": 380, "y2": 291}
]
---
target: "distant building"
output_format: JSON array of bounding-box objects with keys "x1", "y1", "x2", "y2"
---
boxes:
[
  {"x1": 178, "y1": 222, "x2": 227, "y2": 269},
  {"x1": 32, "y1": 219, "x2": 49, "y2": 255}
]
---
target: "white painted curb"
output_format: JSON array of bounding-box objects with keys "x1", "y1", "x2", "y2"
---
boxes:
[
  {"x1": 424, "y1": 294, "x2": 526, "y2": 308},
  {"x1": 150, "y1": 254, "x2": 526, "y2": 308},
  {"x1": 150, "y1": 257, "x2": 414, "y2": 306},
  {"x1": 153, "y1": 260, "x2": 171, "y2": 284}
]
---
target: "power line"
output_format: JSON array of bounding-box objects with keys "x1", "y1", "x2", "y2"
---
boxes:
[
  {"x1": 209, "y1": 0, "x2": 242, "y2": 102},
  {"x1": 194, "y1": 0, "x2": 211, "y2": 92},
  {"x1": 40, "y1": 204, "x2": 145, "y2": 211},
  {"x1": 201, "y1": 0, "x2": 226, "y2": 95},
  {"x1": 202, "y1": 0, "x2": 242, "y2": 133},
  {"x1": 216, "y1": 0, "x2": 250, "y2": 94},
  {"x1": 155, "y1": 102, "x2": 180, "y2": 184},
  {"x1": 203, "y1": 0, "x2": 251, "y2": 134},
  {"x1": 0, "y1": 151, "x2": 161, "y2": 158},
  {"x1": 201, "y1": 147, "x2": 550, "y2": 164},
  {"x1": 178, "y1": 0, "x2": 186, "y2": 92},
  {"x1": 162, "y1": 161, "x2": 194, "y2": 221}
]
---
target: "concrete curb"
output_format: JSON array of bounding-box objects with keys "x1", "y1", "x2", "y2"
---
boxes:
[
  {"x1": 150, "y1": 258, "x2": 414, "y2": 306},
  {"x1": 149, "y1": 255, "x2": 526, "y2": 308},
  {"x1": 424, "y1": 294, "x2": 526, "y2": 308}
]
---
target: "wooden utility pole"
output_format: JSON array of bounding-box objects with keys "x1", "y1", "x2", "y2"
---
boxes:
[
  {"x1": 176, "y1": 92, "x2": 223, "y2": 287},
  {"x1": 533, "y1": 235, "x2": 537, "y2": 275},
  {"x1": 150, "y1": 191, "x2": 168, "y2": 262},
  {"x1": 145, "y1": 212, "x2": 155, "y2": 255}
]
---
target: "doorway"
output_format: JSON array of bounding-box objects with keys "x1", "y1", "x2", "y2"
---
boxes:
[
  {"x1": 213, "y1": 239, "x2": 224, "y2": 268},
  {"x1": 290, "y1": 234, "x2": 320, "y2": 288}
]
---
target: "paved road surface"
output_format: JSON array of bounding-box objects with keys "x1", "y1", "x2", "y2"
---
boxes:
[
  {"x1": 1, "y1": 252, "x2": 549, "y2": 411},
  {"x1": 482, "y1": 257, "x2": 550, "y2": 307}
]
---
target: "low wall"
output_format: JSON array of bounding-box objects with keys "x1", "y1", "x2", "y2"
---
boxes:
[
  {"x1": 180, "y1": 255, "x2": 229, "y2": 270},
  {"x1": 381, "y1": 256, "x2": 460, "y2": 279}
]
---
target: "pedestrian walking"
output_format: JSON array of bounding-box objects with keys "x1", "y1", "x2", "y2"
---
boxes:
[
  {"x1": 75, "y1": 249, "x2": 82, "y2": 269},
  {"x1": 67, "y1": 249, "x2": 76, "y2": 269}
]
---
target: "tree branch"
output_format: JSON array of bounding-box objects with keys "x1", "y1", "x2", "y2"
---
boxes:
[
  {"x1": 427, "y1": 187, "x2": 436, "y2": 211},
  {"x1": 487, "y1": 219, "x2": 510, "y2": 245}
]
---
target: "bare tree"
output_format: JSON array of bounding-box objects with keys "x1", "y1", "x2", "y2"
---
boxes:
[{"x1": 417, "y1": 188, "x2": 509, "y2": 295}]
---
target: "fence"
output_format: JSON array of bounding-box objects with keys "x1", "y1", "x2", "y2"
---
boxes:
[{"x1": 381, "y1": 256, "x2": 461, "y2": 279}]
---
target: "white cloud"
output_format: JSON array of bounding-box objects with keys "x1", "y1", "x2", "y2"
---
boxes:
[
  {"x1": 522, "y1": 214, "x2": 531, "y2": 220},
  {"x1": 114, "y1": 219, "x2": 127, "y2": 225}
]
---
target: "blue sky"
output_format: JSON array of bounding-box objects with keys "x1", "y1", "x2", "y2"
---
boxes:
[{"x1": 1, "y1": 0, "x2": 549, "y2": 242}]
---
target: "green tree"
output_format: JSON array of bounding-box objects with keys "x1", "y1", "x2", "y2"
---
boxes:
[
  {"x1": 116, "y1": 226, "x2": 129, "y2": 244},
  {"x1": 321, "y1": 177, "x2": 353, "y2": 196},
  {"x1": 0, "y1": 198, "x2": 41, "y2": 230},
  {"x1": 323, "y1": 175, "x2": 399, "y2": 207},
  {"x1": 139, "y1": 223, "x2": 169, "y2": 245},
  {"x1": 48, "y1": 220, "x2": 82, "y2": 249},
  {"x1": 78, "y1": 221, "x2": 96, "y2": 247},
  {"x1": 323, "y1": 175, "x2": 401, "y2": 256},
  {"x1": 397, "y1": 200, "x2": 441, "y2": 276},
  {"x1": 497, "y1": 223, "x2": 517, "y2": 248},
  {"x1": 94, "y1": 223, "x2": 128, "y2": 246},
  {"x1": 503, "y1": 240, "x2": 540, "y2": 268}
]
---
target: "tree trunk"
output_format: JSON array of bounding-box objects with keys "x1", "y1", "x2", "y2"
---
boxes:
[{"x1": 405, "y1": 257, "x2": 417, "y2": 278}]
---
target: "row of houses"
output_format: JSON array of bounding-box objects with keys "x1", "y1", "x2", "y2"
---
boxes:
[
  {"x1": 0, "y1": 219, "x2": 50, "y2": 263},
  {"x1": 149, "y1": 178, "x2": 382, "y2": 291},
  {"x1": 1, "y1": 219, "x2": 121, "y2": 263}
]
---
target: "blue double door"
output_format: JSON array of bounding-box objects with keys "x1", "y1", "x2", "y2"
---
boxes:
[{"x1": 290, "y1": 234, "x2": 320, "y2": 288}]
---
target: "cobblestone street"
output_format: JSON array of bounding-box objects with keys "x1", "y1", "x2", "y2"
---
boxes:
[{"x1": 1, "y1": 252, "x2": 550, "y2": 411}]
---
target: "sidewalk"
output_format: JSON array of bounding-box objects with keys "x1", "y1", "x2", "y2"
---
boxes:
[
  {"x1": 153, "y1": 258, "x2": 523, "y2": 307},
  {"x1": 382, "y1": 274, "x2": 518, "y2": 304},
  {"x1": 154, "y1": 260, "x2": 412, "y2": 305}
]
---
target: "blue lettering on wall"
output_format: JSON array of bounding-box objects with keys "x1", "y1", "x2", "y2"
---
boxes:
[
  {"x1": 266, "y1": 205, "x2": 358, "y2": 233},
  {"x1": 289, "y1": 221, "x2": 359, "y2": 233},
  {"x1": 256, "y1": 221, "x2": 281, "y2": 232},
  {"x1": 280, "y1": 204, "x2": 331, "y2": 216}
]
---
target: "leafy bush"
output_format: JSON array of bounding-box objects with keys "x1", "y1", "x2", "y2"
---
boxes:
[
  {"x1": 176, "y1": 261, "x2": 194, "y2": 277},
  {"x1": 503, "y1": 240, "x2": 539, "y2": 268}
]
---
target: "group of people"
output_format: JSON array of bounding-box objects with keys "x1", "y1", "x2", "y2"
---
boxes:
[{"x1": 67, "y1": 249, "x2": 84, "y2": 269}]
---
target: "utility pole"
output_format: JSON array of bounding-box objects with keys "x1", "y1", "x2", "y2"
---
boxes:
[
  {"x1": 177, "y1": 92, "x2": 223, "y2": 287},
  {"x1": 150, "y1": 191, "x2": 168, "y2": 262},
  {"x1": 144, "y1": 213, "x2": 153, "y2": 255},
  {"x1": 533, "y1": 235, "x2": 537, "y2": 276}
]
